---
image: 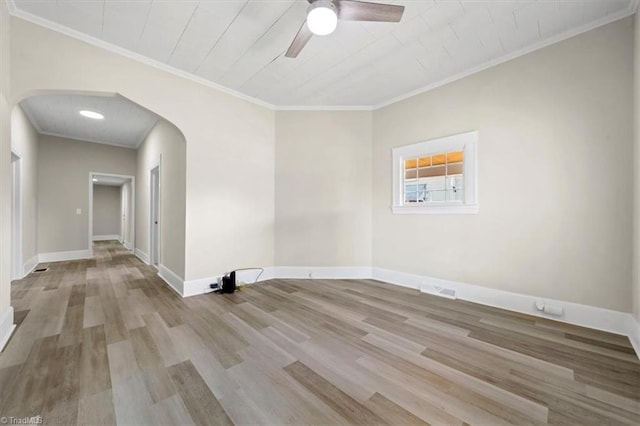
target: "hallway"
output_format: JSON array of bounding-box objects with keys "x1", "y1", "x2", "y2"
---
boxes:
[
  {"x1": 0, "y1": 242, "x2": 639, "y2": 425},
  {"x1": 0, "y1": 241, "x2": 200, "y2": 424}
]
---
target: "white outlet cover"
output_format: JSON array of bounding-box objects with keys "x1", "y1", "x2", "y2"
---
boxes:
[{"x1": 76, "y1": 208, "x2": 82, "y2": 215}]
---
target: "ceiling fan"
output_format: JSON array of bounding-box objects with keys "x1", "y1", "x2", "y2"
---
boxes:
[{"x1": 285, "y1": 0, "x2": 405, "y2": 58}]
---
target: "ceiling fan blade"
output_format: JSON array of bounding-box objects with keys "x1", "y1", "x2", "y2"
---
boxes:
[
  {"x1": 337, "y1": 0, "x2": 404, "y2": 22},
  {"x1": 285, "y1": 21, "x2": 313, "y2": 58}
]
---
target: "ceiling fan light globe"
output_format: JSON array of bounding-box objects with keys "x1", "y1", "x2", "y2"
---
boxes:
[{"x1": 307, "y1": 1, "x2": 338, "y2": 36}]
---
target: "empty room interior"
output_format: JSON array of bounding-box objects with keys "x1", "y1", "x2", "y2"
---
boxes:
[{"x1": 1, "y1": 0, "x2": 640, "y2": 424}]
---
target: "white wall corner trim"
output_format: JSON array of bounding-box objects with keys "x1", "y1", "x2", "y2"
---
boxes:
[
  {"x1": 0, "y1": 307, "x2": 16, "y2": 352},
  {"x1": 22, "y1": 255, "x2": 38, "y2": 278},
  {"x1": 371, "y1": 267, "x2": 640, "y2": 357},
  {"x1": 92, "y1": 234, "x2": 121, "y2": 242},
  {"x1": 134, "y1": 248, "x2": 149, "y2": 264},
  {"x1": 38, "y1": 249, "x2": 91, "y2": 263},
  {"x1": 123, "y1": 241, "x2": 133, "y2": 251},
  {"x1": 158, "y1": 264, "x2": 184, "y2": 296}
]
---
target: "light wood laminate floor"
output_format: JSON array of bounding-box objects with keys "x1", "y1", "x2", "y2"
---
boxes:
[{"x1": 0, "y1": 241, "x2": 638, "y2": 425}]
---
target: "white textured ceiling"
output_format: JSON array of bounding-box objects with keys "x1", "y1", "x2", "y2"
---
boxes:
[
  {"x1": 20, "y1": 93, "x2": 159, "y2": 148},
  {"x1": 12, "y1": 0, "x2": 635, "y2": 107}
]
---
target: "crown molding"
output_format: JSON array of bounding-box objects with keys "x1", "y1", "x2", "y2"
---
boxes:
[
  {"x1": 373, "y1": 0, "x2": 638, "y2": 110},
  {"x1": 7, "y1": 0, "x2": 638, "y2": 112},
  {"x1": 6, "y1": 1, "x2": 276, "y2": 110},
  {"x1": 274, "y1": 105, "x2": 374, "y2": 111}
]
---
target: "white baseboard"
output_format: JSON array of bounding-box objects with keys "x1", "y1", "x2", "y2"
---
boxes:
[
  {"x1": 92, "y1": 234, "x2": 120, "y2": 241},
  {"x1": 176, "y1": 264, "x2": 640, "y2": 357},
  {"x1": 158, "y1": 264, "x2": 184, "y2": 296},
  {"x1": 371, "y1": 267, "x2": 639, "y2": 354},
  {"x1": 134, "y1": 248, "x2": 149, "y2": 264},
  {"x1": 182, "y1": 277, "x2": 215, "y2": 297},
  {"x1": 272, "y1": 266, "x2": 373, "y2": 280},
  {"x1": 38, "y1": 249, "x2": 91, "y2": 263},
  {"x1": 22, "y1": 255, "x2": 38, "y2": 278},
  {"x1": 0, "y1": 307, "x2": 16, "y2": 352},
  {"x1": 183, "y1": 267, "x2": 277, "y2": 297},
  {"x1": 123, "y1": 240, "x2": 133, "y2": 251}
]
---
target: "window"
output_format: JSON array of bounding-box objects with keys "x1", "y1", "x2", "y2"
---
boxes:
[{"x1": 392, "y1": 131, "x2": 478, "y2": 214}]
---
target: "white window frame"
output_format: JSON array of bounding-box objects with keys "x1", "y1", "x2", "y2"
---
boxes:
[{"x1": 392, "y1": 131, "x2": 478, "y2": 215}]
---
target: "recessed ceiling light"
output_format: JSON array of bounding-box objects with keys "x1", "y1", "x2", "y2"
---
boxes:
[
  {"x1": 79, "y1": 110, "x2": 104, "y2": 120},
  {"x1": 92, "y1": 178, "x2": 98, "y2": 182}
]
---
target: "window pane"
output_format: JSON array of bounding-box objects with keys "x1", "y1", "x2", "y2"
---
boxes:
[
  {"x1": 432, "y1": 154, "x2": 446, "y2": 165},
  {"x1": 392, "y1": 131, "x2": 476, "y2": 213},
  {"x1": 445, "y1": 175, "x2": 464, "y2": 190},
  {"x1": 447, "y1": 162, "x2": 463, "y2": 175},
  {"x1": 405, "y1": 169, "x2": 417, "y2": 179},
  {"x1": 405, "y1": 159, "x2": 417, "y2": 169},
  {"x1": 447, "y1": 188, "x2": 464, "y2": 201},
  {"x1": 418, "y1": 156, "x2": 431, "y2": 167},
  {"x1": 402, "y1": 150, "x2": 464, "y2": 205},
  {"x1": 419, "y1": 165, "x2": 445, "y2": 178},
  {"x1": 447, "y1": 151, "x2": 463, "y2": 163}
]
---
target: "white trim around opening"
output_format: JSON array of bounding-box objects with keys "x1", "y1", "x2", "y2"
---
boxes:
[
  {"x1": 88, "y1": 172, "x2": 136, "y2": 258},
  {"x1": 11, "y1": 151, "x2": 22, "y2": 281}
]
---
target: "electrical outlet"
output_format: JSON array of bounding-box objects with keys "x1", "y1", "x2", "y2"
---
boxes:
[{"x1": 76, "y1": 208, "x2": 82, "y2": 215}]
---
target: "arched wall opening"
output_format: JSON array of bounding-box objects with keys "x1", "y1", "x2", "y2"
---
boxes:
[
  {"x1": 9, "y1": 18, "x2": 277, "y2": 286},
  {"x1": 10, "y1": 90, "x2": 187, "y2": 288}
]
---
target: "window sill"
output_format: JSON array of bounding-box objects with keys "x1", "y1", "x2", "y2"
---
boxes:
[{"x1": 391, "y1": 204, "x2": 479, "y2": 215}]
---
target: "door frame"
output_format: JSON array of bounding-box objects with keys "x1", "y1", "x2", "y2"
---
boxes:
[
  {"x1": 88, "y1": 172, "x2": 136, "y2": 257},
  {"x1": 11, "y1": 150, "x2": 22, "y2": 281},
  {"x1": 149, "y1": 158, "x2": 161, "y2": 268}
]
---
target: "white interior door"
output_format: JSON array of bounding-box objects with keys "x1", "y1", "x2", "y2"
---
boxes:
[
  {"x1": 11, "y1": 153, "x2": 22, "y2": 281},
  {"x1": 150, "y1": 166, "x2": 160, "y2": 267}
]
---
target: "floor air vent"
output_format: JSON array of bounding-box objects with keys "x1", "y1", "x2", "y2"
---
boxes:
[
  {"x1": 420, "y1": 284, "x2": 457, "y2": 300},
  {"x1": 34, "y1": 267, "x2": 49, "y2": 273},
  {"x1": 436, "y1": 288, "x2": 457, "y2": 299}
]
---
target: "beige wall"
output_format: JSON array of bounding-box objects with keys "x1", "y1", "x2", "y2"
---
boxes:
[
  {"x1": 634, "y1": 11, "x2": 640, "y2": 321},
  {"x1": 373, "y1": 18, "x2": 634, "y2": 312},
  {"x1": 37, "y1": 135, "x2": 136, "y2": 253},
  {"x1": 6, "y1": 9, "x2": 637, "y2": 315},
  {"x1": 10, "y1": 17, "x2": 275, "y2": 282},
  {"x1": 136, "y1": 119, "x2": 186, "y2": 279},
  {"x1": 10, "y1": 105, "x2": 38, "y2": 266},
  {"x1": 93, "y1": 185, "x2": 121, "y2": 237},
  {"x1": 275, "y1": 111, "x2": 372, "y2": 267},
  {"x1": 1, "y1": 0, "x2": 12, "y2": 335}
]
